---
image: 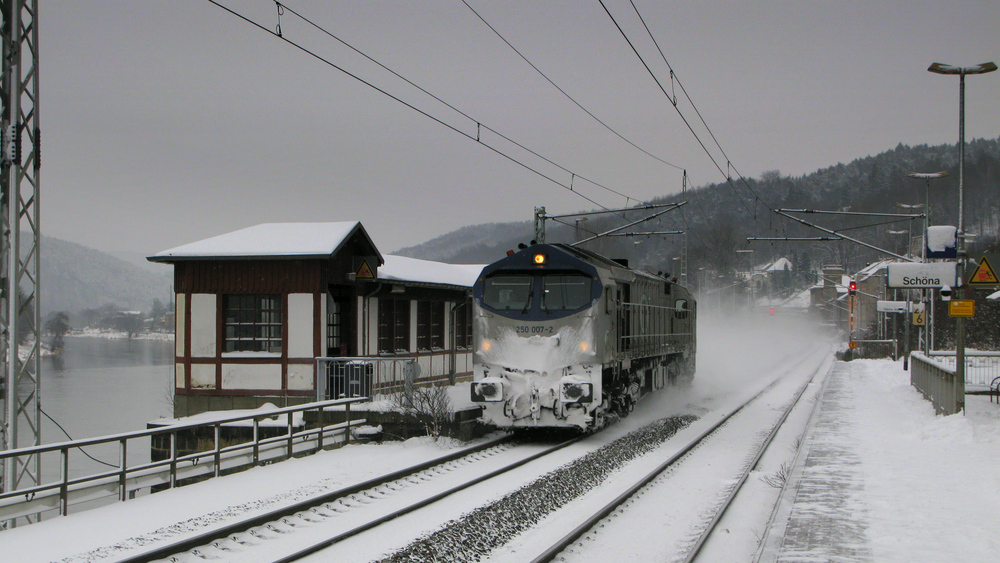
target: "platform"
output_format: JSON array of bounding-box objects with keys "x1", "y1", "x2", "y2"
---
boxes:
[{"x1": 757, "y1": 359, "x2": 1000, "y2": 562}]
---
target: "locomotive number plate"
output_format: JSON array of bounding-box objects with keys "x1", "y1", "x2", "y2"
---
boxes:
[{"x1": 514, "y1": 326, "x2": 554, "y2": 335}]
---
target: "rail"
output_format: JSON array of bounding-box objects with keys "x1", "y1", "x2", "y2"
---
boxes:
[
  {"x1": 927, "y1": 351, "x2": 1000, "y2": 387},
  {"x1": 315, "y1": 356, "x2": 421, "y2": 400},
  {"x1": 0, "y1": 397, "x2": 367, "y2": 523},
  {"x1": 911, "y1": 353, "x2": 961, "y2": 416}
]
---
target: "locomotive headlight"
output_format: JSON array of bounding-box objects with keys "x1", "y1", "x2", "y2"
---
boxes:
[
  {"x1": 480, "y1": 339, "x2": 492, "y2": 352},
  {"x1": 471, "y1": 379, "x2": 504, "y2": 402},
  {"x1": 560, "y1": 382, "x2": 593, "y2": 404},
  {"x1": 579, "y1": 341, "x2": 591, "y2": 352},
  {"x1": 533, "y1": 253, "x2": 546, "y2": 265}
]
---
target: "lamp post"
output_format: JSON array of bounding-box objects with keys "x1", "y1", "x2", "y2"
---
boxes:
[
  {"x1": 887, "y1": 229, "x2": 909, "y2": 256},
  {"x1": 908, "y1": 171, "x2": 948, "y2": 354},
  {"x1": 928, "y1": 61, "x2": 997, "y2": 414}
]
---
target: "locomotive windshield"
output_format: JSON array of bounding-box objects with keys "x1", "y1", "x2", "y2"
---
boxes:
[
  {"x1": 541, "y1": 273, "x2": 592, "y2": 311},
  {"x1": 482, "y1": 274, "x2": 532, "y2": 311},
  {"x1": 481, "y1": 271, "x2": 595, "y2": 316}
]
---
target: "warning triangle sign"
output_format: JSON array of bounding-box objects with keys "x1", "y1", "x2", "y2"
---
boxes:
[
  {"x1": 356, "y1": 259, "x2": 376, "y2": 280},
  {"x1": 969, "y1": 256, "x2": 999, "y2": 286}
]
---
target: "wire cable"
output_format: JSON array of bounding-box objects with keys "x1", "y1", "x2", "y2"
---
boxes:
[
  {"x1": 40, "y1": 408, "x2": 117, "y2": 469},
  {"x1": 627, "y1": 0, "x2": 789, "y2": 239},
  {"x1": 208, "y1": 0, "x2": 647, "y2": 214},
  {"x1": 461, "y1": 0, "x2": 685, "y2": 173},
  {"x1": 597, "y1": 0, "x2": 757, "y2": 220}
]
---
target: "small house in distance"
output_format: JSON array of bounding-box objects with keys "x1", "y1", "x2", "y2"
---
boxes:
[{"x1": 149, "y1": 222, "x2": 484, "y2": 418}]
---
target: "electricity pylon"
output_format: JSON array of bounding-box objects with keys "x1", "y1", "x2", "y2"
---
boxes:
[{"x1": 0, "y1": 0, "x2": 41, "y2": 525}]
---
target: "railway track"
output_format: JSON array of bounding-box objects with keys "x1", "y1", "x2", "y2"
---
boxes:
[
  {"x1": 529, "y1": 348, "x2": 833, "y2": 562},
  {"x1": 123, "y1": 433, "x2": 583, "y2": 562},
  {"x1": 122, "y1": 348, "x2": 828, "y2": 562}
]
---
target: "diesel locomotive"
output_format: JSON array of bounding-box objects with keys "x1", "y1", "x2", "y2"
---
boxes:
[{"x1": 470, "y1": 243, "x2": 696, "y2": 430}]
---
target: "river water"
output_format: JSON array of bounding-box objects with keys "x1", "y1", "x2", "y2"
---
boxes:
[{"x1": 31, "y1": 335, "x2": 174, "y2": 481}]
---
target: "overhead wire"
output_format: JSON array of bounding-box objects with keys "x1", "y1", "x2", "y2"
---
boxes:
[
  {"x1": 277, "y1": 1, "x2": 642, "y2": 207},
  {"x1": 207, "y1": 0, "x2": 658, "y2": 215},
  {"x1": 603, "y1": 0, "x2": 800, "y2": 251},
  {"x1": 459, "y1": 0, "x2": 703, "y2": 246},
  {"x1": 460, "y1": 0, "x2": 685, "y2": 173},
  {"x1": 597, "y1": 0, "x2": 755, "y2": 219}
]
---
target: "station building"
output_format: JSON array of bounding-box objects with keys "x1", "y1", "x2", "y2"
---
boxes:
[{"x1": 149, "y1": 222, "x2": 484, "y2": 418}]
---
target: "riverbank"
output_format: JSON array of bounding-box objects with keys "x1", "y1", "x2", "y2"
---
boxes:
[{"x1": 70, "y1": 328, "x2": 174, "y2": 341}]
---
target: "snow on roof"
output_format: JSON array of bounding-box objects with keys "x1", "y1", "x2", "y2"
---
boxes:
[
  {"x1": 380, "y1": 255, "x2": 484, "y2": 289},
  {"x1": 857, "y1": 259, "x2": 894, "y2": 280},
  {"x1": 149, "y1": 222, "x2": 378, "y2": 262},
  {"x1": 760, "y1": 257, "x2": 793, "y2": 272},
  {"x1": 927, "y1": 225, "x2": 957, "y2": 252},
  {"x1": 781, "y1": 288, "x2": 813, "y2": 308}
]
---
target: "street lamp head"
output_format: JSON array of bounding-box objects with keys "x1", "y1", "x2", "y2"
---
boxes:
[
  {"x1": 928, "y1": 62, "x2": 997, "y2": 75},
  {"x1": 908, "y1": 171, "x2": 948, "y2": 180}
]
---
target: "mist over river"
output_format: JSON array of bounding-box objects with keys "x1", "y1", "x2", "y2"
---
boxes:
[{"x1": 33, "y1": 335, "x2": 174, "y2": 481}]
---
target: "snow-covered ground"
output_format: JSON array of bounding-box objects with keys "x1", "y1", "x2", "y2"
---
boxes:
[
  {"x1": 70, "y1": 328, "x2": 174, "y2": 341},
  {"x1": 2, "y1": 315, "x2": 998, "y2": 562}
]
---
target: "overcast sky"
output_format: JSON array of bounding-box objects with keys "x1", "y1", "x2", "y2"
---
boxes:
[{"x1": 41, "y1": 1, "x2": 1000, "y2": 260}]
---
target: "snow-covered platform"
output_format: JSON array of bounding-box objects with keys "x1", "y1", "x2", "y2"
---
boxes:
[{"x1": 758, "y1": 359, "x2": 1000, "y2": 562}]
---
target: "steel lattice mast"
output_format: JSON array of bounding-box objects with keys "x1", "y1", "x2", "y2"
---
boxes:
[{"x1": 0, "y1": 0, "x2": 41, "y2": 520}]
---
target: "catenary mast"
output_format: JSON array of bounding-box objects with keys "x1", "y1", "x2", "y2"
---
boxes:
[{"x1": 0, "y1": 0, "x2": 41, "y2": 524}]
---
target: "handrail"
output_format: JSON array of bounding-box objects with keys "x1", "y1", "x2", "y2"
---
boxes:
[
  {"x1": 0, "y1": 396, "x2": 365, "y2": 458},
  {"x1": 0, "y1": 397, "x2": 368, "y2": 524}
]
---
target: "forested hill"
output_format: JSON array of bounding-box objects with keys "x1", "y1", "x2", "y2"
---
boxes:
[
  {"x1": 39, "y1": 236, "x2": 172, "y2": 318},
  {"x1": 395, "y1": 138, "x2": 1000, "y2": 284}
]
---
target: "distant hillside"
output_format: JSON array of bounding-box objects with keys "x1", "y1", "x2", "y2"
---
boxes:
[
  {"x1": 395, "y1": 221, "x2": 534, "y2": 264},
  {"x1": 395, "y1": 138, "x2": 1000, "y2": 283},
  {"x1": 40, "y1": 236, "x2": 172, "y2": 317}
]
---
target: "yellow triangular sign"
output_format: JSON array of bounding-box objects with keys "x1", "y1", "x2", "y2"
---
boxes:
[
  {"x1": 969, "y1": 256, "x2": 999, "y2": 285},
  {"x1": 356, "y1": 259, "x2": 375, "y2": 280}
]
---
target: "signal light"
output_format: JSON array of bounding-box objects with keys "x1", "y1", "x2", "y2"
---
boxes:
[
  {"x1": 770, "y1": 308, "x2": 775, "y2": 314},
  {"x1": 849, "y1": 281, "x2": 857, "y2": 296},
  {"x1": 533, "y1": 253, "x2": 546, "y2": 265}
]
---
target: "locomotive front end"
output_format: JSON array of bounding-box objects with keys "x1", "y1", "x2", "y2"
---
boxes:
[{"x1": 470, "y1": 245, "x2": 604, "y2": 430}]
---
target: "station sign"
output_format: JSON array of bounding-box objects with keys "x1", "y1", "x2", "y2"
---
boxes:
[
  {"x1": 876, "y1": 301, "x2": 924, "y2": 313},
  {"x1": 876, "y1": 300, "x2": 907, "y2": 313},
  {"x1": 948, "y1": 299, "x2": 975, "y2": 317},
  {"x1": 887, "y1": 262, "x2": 957, "y2": 289}
]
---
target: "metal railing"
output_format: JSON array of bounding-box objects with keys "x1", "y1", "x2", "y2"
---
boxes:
[
  {"x1": 928, "y1": 351, "x2": 1000, "y2": 387},
  {"x1": 0, "y1": 397, "x2": 366, "y2": 523},
  {"x1": 316, "y1": 357, "x2": 421, "y2": 401},
  {"x1": 911, "y1": 353, "x2": 962, "y2": 416},
  {"x1": 850, "y1": 339, "x2": 896, "y2": 360}
]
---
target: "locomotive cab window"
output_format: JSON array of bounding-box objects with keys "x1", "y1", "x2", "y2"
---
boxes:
[
  {"x1": 482, "y1": 274, "x2": 532, "y2": 311},
  {"x1": 541, "y1": 274, "x2": 592, "y2": 311},
  {"x1": 674, "y1": 299, "x2": 689, "y2": 320}
]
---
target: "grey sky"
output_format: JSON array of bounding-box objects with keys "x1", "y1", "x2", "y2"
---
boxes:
[{"x1": 42, "y1": 1, "x2": 1000, "y2": 258}]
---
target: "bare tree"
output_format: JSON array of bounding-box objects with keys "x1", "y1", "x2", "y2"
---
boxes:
[
  {"x1": 389, "y1": 384, "x2": 454, "y2": 439},
  {"x1": 44, "y1": 312, "x2": 70, "y2": 352}
]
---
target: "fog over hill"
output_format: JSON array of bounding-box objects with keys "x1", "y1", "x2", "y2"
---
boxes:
[
  {"x1": 36, "y1": 139, "x2": 999, "y2": 321},
  {"x1": 40, "y1": 236, "x2": 172, "y2": 318},
  {"x1": 395, "y1": 139, "x2": 1000, "y2": 282}
]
